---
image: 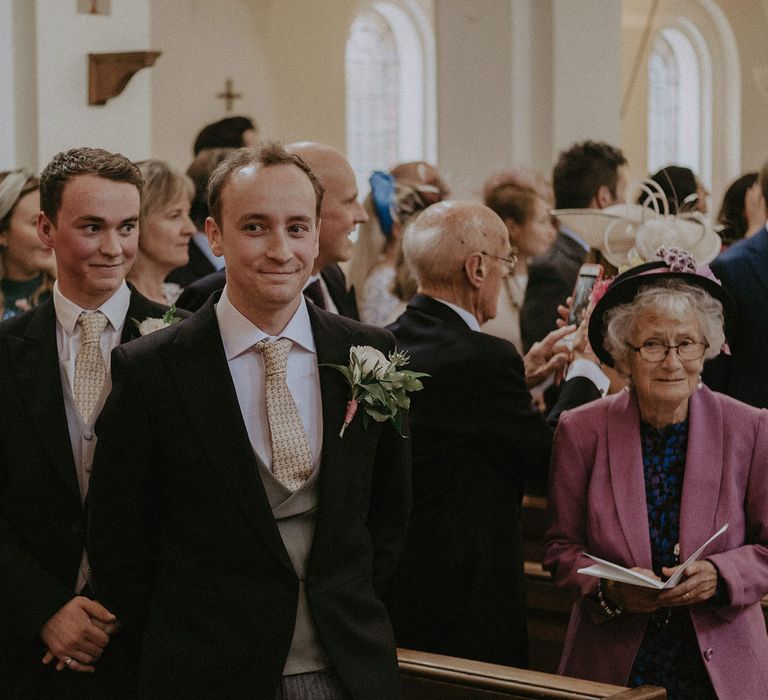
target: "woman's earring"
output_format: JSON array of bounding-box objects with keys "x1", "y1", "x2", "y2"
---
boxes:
[
  {"x1": 697, "y1": 375, "x2": 703, "y2": 390},
  {"x1": 623, "y1": 377, "x2": 631, "y2": 393}
]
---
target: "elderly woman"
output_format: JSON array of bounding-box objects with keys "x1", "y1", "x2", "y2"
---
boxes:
[
  {"x1": 544, "y1": 249, "x2": 768, "y2": 698},
  {"x1": 0, "y1": 170, "x2": 55, "y2": 319},
  {"x1": 126, "y1": 160, "x2": 195, "y2": 305}
]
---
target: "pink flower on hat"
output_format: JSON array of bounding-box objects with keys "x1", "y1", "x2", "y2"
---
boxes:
[{"x1": 655, "y1": 246, "x2": 697, "y2": 273}]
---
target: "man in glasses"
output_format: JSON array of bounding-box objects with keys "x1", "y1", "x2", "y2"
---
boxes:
[{"x1": 384, "y1": 200, "x2": 607, "y2": 668}]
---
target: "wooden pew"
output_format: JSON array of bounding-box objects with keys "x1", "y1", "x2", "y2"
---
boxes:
[{"x1": 398, "y1": 648, "x2": 666, "y2": 699}]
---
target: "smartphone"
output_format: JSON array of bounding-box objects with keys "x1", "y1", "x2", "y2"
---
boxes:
[{"x1": 568, "y1": 263, "x2": 603, "y2": 326}]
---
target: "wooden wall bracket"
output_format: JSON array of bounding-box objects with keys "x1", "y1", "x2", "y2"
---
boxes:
[{"x1": 88, "y1": 51, "x2": 161, "y2": 106}]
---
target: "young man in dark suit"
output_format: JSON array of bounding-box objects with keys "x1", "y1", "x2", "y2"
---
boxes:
[
  {"x1": 0, "y1": 148, "x2": 177, "y2": 697},
  {"x1": 520, "y1": 140, "x2": 628, "y2": 351},
  {"x1": 175, "y1": 141, "x2": 365, "y2": 320},
  {"x1": 385, "y1": 201, "x2": 606, "y2": 668},
  {"x1": 89, "y1": 143, "x2": 411, "y2": 699}
]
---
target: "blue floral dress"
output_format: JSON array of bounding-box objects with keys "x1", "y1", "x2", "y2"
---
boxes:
[{"x1": 628, "y1": 419, "x2": 716, "y2": 699}]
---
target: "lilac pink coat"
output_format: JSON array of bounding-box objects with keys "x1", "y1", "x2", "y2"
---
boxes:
[{"x1": 544, "y1": 386, "x2": 768, "y2": 697}]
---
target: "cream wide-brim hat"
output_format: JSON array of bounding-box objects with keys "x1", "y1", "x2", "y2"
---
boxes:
[{"x1": 552, "y1": 203, "x2": 722, "y2": 269}]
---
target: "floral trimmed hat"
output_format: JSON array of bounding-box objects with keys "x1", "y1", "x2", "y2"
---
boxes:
[{"x1": 587, "y1": 246, "x2": 736, "y2": 367}]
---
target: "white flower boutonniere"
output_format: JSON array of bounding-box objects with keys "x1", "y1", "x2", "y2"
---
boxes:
[
  {"x1": 133, "y1": 304, "x2": 183, "y2": 336},
  {"x1": 324, "y1": 345, "x2": 428, "y2": 438}
]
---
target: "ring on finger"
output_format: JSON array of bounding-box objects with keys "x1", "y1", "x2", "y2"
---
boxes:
[{"x1": 64, "y1": 657, "x2": 73, "y2": 666}]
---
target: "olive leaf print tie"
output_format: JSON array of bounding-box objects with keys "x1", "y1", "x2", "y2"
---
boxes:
[
  {"x1": 255, "y1": 338, "x2": 313, "y2": 491},
  {"x1": 74, "y1": 311, "x2": 109, "y2": 423}
]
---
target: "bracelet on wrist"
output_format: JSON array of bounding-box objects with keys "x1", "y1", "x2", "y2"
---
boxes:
[{"x1": 598, "y1": 578, "x2": 623, "y2": 619}]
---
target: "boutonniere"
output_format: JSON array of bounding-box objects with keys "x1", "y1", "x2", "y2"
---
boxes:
[
  {"x1": 132, "y1": 304, "x2": 183, "y2": 336},
  {"x1": 324, "y1": 345, "x2": 428, "y2": 438}
]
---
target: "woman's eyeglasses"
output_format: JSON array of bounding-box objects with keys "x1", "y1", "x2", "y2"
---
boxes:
[{"x1": 626, "y1": 339, "x2": 709, "y2": 362}]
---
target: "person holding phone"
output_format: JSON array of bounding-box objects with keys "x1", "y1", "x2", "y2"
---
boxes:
[{"x1": 544, "y1": 248, "x2": 768, "y2": 698}]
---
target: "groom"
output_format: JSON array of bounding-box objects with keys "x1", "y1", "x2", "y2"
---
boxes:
[{"x1": 88, "y1": 143, "x2": 411, "y2": 699}]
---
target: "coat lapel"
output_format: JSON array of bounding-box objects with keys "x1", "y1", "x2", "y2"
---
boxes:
[
  {"x1": 606, "y1": 392, "x2": 653, "y2": 568},
  {"x1": 306, "y1": 306, "x2": 372, "y2": 570},
  {"x1": 161, "y1": 298, "x2": 293, "y2": 572},
  {"x1": 7, "y1": 301, "x2": 79, "y2": 498},
  {"x1": 678, "y1": 387, "x2": 725, "y2": 559}
]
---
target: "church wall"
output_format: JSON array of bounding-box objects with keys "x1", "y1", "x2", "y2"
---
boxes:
[
  {"x1": 550, "y1": 0, "x2": 623, "y2": 159},
  {"x1": 150, "y1": 0, "x2": 369, "y2": 172},
  {"x1": 1, "y1": 0, "x2": 38, "y2": 171},
  {"x1": 34, "y1": 0, "x2": 152, "y2": 167},
  {"x1": 259, "y1": 0, "x2": 359, "y2": 150},
  {"x1": 717, "y1": 1, "x2": 768, "y2": 176},
  {"x1": 435, "y1": 0, "x2": 516, "y2": 198},
  {"x1": 150, "y1": 0, "x2": 276, "y2": 171}
]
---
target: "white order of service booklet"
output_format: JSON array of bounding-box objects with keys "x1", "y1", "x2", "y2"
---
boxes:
[{"x1": 577, "y1": 523, "x2": 728, "y2": 589}]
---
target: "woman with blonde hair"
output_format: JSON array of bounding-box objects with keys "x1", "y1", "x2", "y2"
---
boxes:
[
  {"x1": 481, "y1": 170, "x2": 556, "y2": 352},
  {"x1": 349, "y1": 162, "x2": 446, "y2": 326},
  {"x1": 127, "y1": 160, "x2": 195, "y2": 305},
  {"x1": 0, "y1": 170, "x2": 55, "y2": 319}
]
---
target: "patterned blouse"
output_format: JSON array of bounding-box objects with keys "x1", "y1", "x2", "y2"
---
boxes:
[{"x1": 629, "y1": 419, "x2": 716, "y2": 699}]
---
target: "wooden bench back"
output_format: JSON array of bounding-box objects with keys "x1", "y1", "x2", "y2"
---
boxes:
[{"x1": 398, "y1": 648, "x2": 666, "y2": 699}]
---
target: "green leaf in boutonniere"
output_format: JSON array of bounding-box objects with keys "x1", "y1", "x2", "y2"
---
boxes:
[
  {"x1": 132, "y1": 304, "x2": 184, "y2": 336},
  {"x1": 322, "y1": 345, "x2": 428, "y2": 438}
]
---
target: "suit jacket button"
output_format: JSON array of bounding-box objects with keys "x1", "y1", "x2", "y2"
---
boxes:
[
  {"x1": 703, "y1": 648, "x2": 714, "y2": 661},
  {"x1": 71, "y1": 520, "x2": 83, "y2": 533},
  {"x1": 84, "y1": 429, "x2": 94, "y2": 441}
]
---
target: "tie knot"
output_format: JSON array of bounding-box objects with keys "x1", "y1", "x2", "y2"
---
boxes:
[
  {"x1": 255, "y1": 337, "x2": 293, "y2": 375},
  {"x1": 78, "y1": 311, "x2": 108, "y2": 344}
]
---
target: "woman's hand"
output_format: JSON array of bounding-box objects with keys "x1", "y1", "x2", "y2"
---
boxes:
[
  {"x1": 603, "y1": 569, "x2": 662, "y2": 613},
  {"x1": 657, "y1": 560, "x2": 719, "y2": 607}
]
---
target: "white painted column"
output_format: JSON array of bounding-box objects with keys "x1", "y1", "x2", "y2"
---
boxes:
[{"x1": 550, "y1": 0, "x2": 623, "y2": 157}]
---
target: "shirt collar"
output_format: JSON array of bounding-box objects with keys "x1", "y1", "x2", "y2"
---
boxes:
[
  {"x1": 432, "y1": 297, "x2": 481, "y2": 331},
  {"x1": 53, "y1": 280, "x2": 131, "y2": 336},
  {"x1": 216, "y1": 286, "x2": 317, "y2": 360}
]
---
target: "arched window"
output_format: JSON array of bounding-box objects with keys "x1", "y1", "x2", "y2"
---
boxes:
[
  {"x1": 345, "y1": 1, "x2": 436, "y2": 194},
  {"x1": 346, "y1": 9, "x2": 400, "y2": 192},
  {"x1": 647, "y1": 27, "x2": 704, "y2": 176},
  {"x1": 648, "y1": 25, "x2": 712, "y2": 180}
]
